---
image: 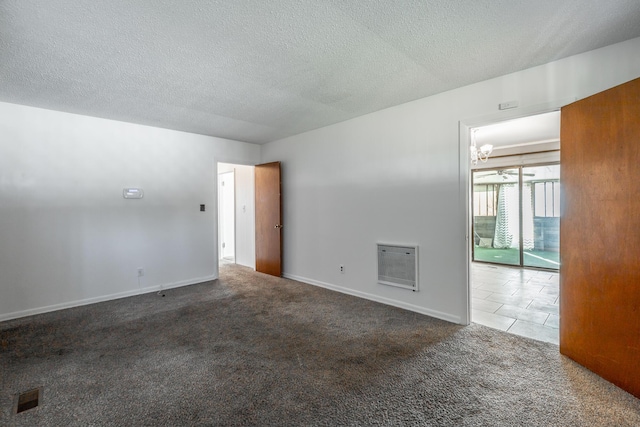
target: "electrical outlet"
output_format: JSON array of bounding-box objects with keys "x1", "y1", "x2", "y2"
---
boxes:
[
  {"x1": 340, "y1": 265, "x2": 344, "y2": 273},
  {"x1": 137, "y1": 268, "x2": 145, "y2": 277}
]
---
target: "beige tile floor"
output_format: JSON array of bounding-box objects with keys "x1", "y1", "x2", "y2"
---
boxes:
[{"x1": 472, "y1": 262, "x2": 559, "y2": 345}]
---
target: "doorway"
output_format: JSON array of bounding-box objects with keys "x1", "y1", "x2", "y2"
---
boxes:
[
  {"x1": 217, "y1": 163, "x2": 256, "y2": 269},
  {"x1": 465, "y1": 111, "x2": 561, "y2": 344},
  {"x1": 216, "y1": 161, "x2": 281, "y2": 274}
]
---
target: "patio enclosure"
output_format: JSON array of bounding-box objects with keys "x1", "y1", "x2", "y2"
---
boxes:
[{"x1": 472, "y1": 164, "x2": 560, "y2": 270}]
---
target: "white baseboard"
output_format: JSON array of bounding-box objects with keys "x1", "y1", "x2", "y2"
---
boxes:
[
  {"x1": 0, "y1": 275, "x2": 218, "y2": 322},
  {"x1": 1, "y1": 273, "x2": 461, "y2": 325},
  {"x1": 282, "y1": 273, "x2": 462, "y2": 325}
]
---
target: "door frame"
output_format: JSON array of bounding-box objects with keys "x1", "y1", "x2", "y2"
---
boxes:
[
  {"x1": 214, "y1": 160, "x2": 257, "y2": 277},
  {"x1": 458, "y1": 99, "x2": 573, "y2": 325}
]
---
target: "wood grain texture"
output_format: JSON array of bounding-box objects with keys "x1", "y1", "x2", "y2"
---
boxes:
[
  {"x1": 560, "y1": 77, "x2": 640, "y2": 398},
  {"x1": 255, "y1": 162, "x2": 282, "y2": 276}
]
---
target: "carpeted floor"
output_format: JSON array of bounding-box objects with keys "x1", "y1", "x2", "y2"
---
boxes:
[{"x1": 1, "y1": 264, "x2": 639, "y2": 426}]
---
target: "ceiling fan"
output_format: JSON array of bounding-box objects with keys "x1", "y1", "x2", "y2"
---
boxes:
[{"x1": 475, "y1": 170, "x2": 535, "y2": 179}]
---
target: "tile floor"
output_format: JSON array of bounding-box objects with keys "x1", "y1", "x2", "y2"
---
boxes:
[{"x1": 471, "y1": 262, "x2": 559, "y2": 345}]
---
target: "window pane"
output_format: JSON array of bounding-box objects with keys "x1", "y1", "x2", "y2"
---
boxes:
[
  {"x1": 472, "y1": 169, "x2": 520, "y2": 266},
  {"x1": 534, "y1": 182, "x2": 545, "y2": 217},
  {"x1": 553, "y1": 182, "x2": 561, "y2": 217},
  {"x1": 523, "y1": 165, "x2": 560, "y2": 269}
]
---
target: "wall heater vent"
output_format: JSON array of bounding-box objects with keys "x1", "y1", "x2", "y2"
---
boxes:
[{"x1": 377, "y1": 244, "x2": 418, "y2": 291}]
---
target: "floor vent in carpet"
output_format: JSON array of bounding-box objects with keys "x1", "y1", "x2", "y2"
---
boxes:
[{"x1": 16, "y1": 388, "x2": 41, "y2": 414}]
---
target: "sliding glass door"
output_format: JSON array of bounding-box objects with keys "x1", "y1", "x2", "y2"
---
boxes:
[
  {"x1": 523, "y1": 165, "x2": 560, "y2": 269},
  {"x1": 473, "y1": 168, "x2": 521, "y2": 266},
  {"x1": 472, "y1": 164, "x2": 560, "y2": 270}
]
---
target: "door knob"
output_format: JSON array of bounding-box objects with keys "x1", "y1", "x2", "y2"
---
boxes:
[{"x1": 274, "y1": 224, "x2": 283, "y2": 229}]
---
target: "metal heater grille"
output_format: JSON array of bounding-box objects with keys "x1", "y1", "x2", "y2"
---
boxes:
[{"x1": 377, "y1": 244, "x2": 418, "y2": 291}]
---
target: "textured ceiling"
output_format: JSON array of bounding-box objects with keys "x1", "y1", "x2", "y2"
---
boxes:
[{"x1": 1, "y1": 1, "x2": 640, "y2": 144}]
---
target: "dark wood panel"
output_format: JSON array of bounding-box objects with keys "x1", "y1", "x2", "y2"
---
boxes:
[
  {"x1": 255, "y1": 162, "x2": 282, "y2": 276},
  {"x1": 560, "y1": 77, "x2": 640, "y2": 398}
]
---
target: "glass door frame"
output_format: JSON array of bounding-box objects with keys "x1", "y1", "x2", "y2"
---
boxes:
[{"x1": 471, "y1": 161, "x2": 560, "y2": 271}]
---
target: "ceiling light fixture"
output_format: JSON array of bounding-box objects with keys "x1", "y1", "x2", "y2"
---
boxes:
[{"x1": 470, "y1": 128, "x2": 493, "y2": 165}]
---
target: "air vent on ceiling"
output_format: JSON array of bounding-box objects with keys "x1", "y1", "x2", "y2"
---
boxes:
[{"x1": 377, "y1": 244, "x2": 418, "y2": 291}]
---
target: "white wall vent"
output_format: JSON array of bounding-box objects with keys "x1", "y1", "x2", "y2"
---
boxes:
[{"x1": 377, "y1": 244, "x2": 418, "y2": 291}]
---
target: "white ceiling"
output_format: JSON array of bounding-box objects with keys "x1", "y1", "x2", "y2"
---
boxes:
[
  {"x1": 1, "y1": 1, "x2": 639, "y2": 144},
  {"x1": 474, "y1": 111, "x2": 560, "y2": 149}
]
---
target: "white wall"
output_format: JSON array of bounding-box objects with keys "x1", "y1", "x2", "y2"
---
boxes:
[
  {"x1": 261, "y1": 37, "x2": 640, "y2": 324},
  {"x1": 0, "y1": 103, "x2": 261, "y2": 320},
  {"x1": 218, "y1": 163, "x2": 256, "y2": 269}
]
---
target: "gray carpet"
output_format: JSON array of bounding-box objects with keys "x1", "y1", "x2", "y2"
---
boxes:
[{"x1": 1, "y1": 264, "x2": 639, "y2": 426}]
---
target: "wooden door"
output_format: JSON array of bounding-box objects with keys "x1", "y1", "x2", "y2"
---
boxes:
[
  {"x1": 560, "y1": 77, "x2": 640, "y2": 398},
  {"x1": 255, "y1": 162, "x2": 282, "y2": 276}
]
